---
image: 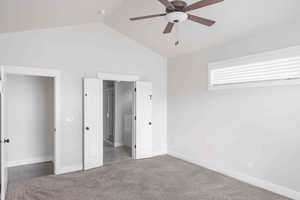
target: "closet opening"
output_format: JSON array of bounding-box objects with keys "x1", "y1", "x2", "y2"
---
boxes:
[{"x1": 6, "y1": 74, "x2": 55, "y2": 183}]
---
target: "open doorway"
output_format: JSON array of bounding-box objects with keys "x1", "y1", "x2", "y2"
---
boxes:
[
  {"x1": 1, "y1": 66, "x2": 60, "y2": 200},
  {"x1": 5, "y1": 74, "x2": 55, "y2": 183},
  {"x1": 103, "y1": 81, "x2": 134, "y2": 164},
  {"x1": 83, "y1": 73, "x2": 153, "y2": 171}
]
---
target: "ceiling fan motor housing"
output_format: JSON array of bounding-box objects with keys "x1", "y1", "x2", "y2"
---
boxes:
[
  {"x1": 166, "y1": 0, "x2": 188, "y2": 12},
  {"x1": 165, "y1": 0, "x2": 188, "y2": 23}
]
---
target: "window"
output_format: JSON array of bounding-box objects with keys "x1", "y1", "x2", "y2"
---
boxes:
[{"x1": 208, "y1": 46, "x2": 300, "y2": 89}]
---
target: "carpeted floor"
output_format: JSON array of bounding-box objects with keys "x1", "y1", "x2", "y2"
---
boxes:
[
  {"x1": 104, "y1": 144, "x2": 132, "y2": 164},
  {"x1": 7, "y1": 156, "x2": 291, "y2": 200}
]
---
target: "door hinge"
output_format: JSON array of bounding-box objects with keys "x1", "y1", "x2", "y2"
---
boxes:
[
  {"x1": 134, "y1": 116, "x2": 136, "y2": 120},
  {"x1": 134, "y1": 88, "x2": 136, "y2": 92},
  {"x1": 134, "y1": 145, "x2": 136, "y2": 149}
]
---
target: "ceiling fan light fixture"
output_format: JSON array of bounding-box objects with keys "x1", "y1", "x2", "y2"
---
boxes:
[{"x1": 165, "y1": 12, "x2": 188, "y2": 23}]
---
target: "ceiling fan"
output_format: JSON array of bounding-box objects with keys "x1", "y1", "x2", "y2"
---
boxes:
[{"x1": 130, "y1": 0, "x2": 223, "y2": 35}]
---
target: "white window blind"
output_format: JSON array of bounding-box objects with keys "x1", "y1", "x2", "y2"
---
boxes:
[
  {"x1": 208, "y1": 46, "x2": 300, "y2": 89},
  {"x1": 210, "y1": 56, "x2": 300, "y2": 86}
]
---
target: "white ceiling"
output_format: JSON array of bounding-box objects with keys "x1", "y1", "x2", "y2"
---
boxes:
[
  {"x1": 0, "y1": 0, "x2": 124, "y2": 32},
  {"x1": 1, "y1": 0, "x2": 299, "y2": 57}
]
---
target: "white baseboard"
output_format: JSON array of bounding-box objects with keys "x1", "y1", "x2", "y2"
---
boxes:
[
  {"x1": 55, "y1": 164, "x2": 82, "y2": 175},
  {"x1": 168, "y1": 151, "x2": 300, "y2": 200},
  {"x1": 152, "y1": 151, "x2": 167, "y2": 157},
  {"x1": 7, "y1": 156, "x2": 53, "y2": 167}
]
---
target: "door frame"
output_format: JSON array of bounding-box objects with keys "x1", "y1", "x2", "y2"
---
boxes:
[
  {"x1": 0, "y1": 66, "x2": 7, "y2": 200},
  {"x1": 0, "y1": 65, "x2": 61, "y2": 175},
  {"x1": 97, "y1": 72, "x2": 139, "y2": 160}
]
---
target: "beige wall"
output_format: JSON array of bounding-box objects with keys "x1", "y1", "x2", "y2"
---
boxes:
[
  {"x1": 168, "y1": 49, "x2": 300, "y2": 196},
  {"x1": 167, "y1": 23, "x2": 300, "y2": 198}
]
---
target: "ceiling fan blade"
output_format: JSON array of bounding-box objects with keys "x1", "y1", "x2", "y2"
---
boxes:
[
  {"x1": 158, "y1": 0, "x2": 175, "y2": 10},
  {"x1": 188, "y1": 14, "x2": 215, "y2": 26},
  {"x1": 163, "y1": 22, "x2": 174, "y2": 34},
  {"x1": 130, "y1": 13, "x2": 166, "y2": 21},
  {"x1": 184, "y1": 0, "x2": 224, "y2": 12}
]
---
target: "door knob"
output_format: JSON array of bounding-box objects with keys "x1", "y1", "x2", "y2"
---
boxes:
[
  {"x1": 4, "y1": 138, "x2": 10, "y2": 143},
  {"x1": 149, "y1": 122, "x2": 152, "y2": 126},
  {"x1": 85, "y1": 127, "x2": 90, "y2": 131}
]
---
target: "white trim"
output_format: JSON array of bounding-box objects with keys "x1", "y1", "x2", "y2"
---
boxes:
[
  {"x1": 7, "y1": 156, "x2": 53, "y2": 168},
  {"x1": 97, "y1": 72, "x2": 139, "y2": 82},
  {"x1": 168, "y1": 150, "x2": 300, "y2": 200},
  {"x1": 208, "y1": 78, "x2": 300, "y2": 90},
  {"x1": 2, "y1": 66, "x2": 60, "y2": 77},
  {"x1": 55, "y1": 164, "x2": 82, "y2": 175},
  {"x1": 208, "y1": 45, "x2": 300, "y2": 90},
  {"x1": 54, "y1": 74, "x2": 61, "y2": 175},
  {"x1": 152, "y1": 151, "x2": 167, "y2": 157},
  {"x1": 0, "y1": 68, "x2": 8, "y2": 200},
  {"x1": 1, "y1": 65, "x2": 61, "y2": 175}
]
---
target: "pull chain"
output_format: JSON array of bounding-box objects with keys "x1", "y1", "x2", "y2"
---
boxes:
[{"x1": 175, "y1": 23, "x2": 179, "y2": 46}]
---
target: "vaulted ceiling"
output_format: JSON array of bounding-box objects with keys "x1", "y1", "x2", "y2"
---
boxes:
[
  {"x1": 1, "y1": 0, "x2": 299, "y2": 57},
  {"x1": 0, "y1": 0, "x2": 123, "y2": 32}
]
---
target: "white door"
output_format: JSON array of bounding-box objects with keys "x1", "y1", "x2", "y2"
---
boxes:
[
  {"x1": 0, "y1": 67, "x2": 8, "y2": 200},
  {"x1": 135, "y1": 81, "x2": 152, "y2": 159},
  {"x1": 83, "y1": 78, "x2": 103, "y2": 170}
]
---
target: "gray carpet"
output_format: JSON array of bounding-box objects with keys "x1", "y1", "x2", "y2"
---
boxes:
[
  {"x1": 8, "y1": 162, "x2": 54, "y2": 183},
  {"x1": 7, "y1": 156, "x2": 291, "y2": 200},
  {"x1": 104, "y1": 145, "x2": 132, "y2": 165}
]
